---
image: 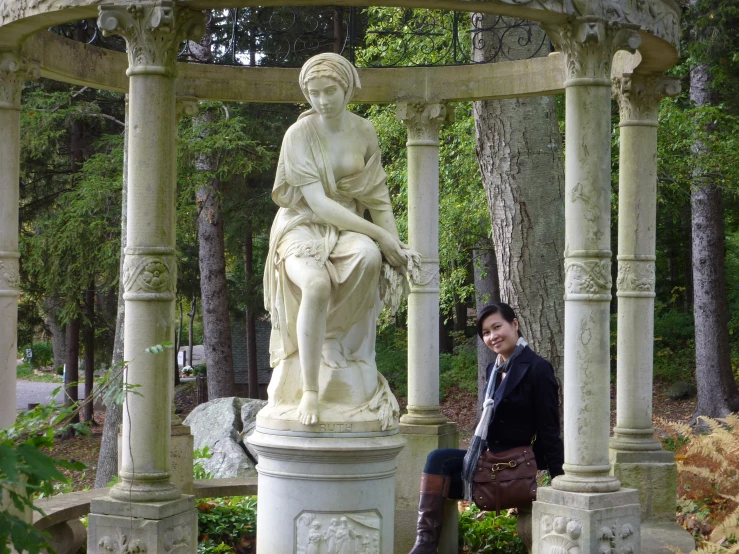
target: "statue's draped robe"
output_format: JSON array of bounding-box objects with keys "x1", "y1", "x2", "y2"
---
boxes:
[{"x1": 264, "y1": 116, "x2": 395, "y2": 415}]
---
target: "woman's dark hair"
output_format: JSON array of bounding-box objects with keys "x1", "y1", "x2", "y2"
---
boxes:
[{"x1": 476, "y1": 302, "x2": 522, "y2": 338}]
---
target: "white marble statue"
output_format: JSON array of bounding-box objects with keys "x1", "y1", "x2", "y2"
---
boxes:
[{"x1": 262, "y1": 53, "x2": 411, "y2": 430}]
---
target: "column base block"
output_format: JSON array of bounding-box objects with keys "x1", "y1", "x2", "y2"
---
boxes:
[
  {"x1": 610, "y1": 449, "x2": 678, "y2": 522},
  {"x1": 87, "y1": 495, "x2": 197, "y2": 554},
  {"x1": 641, "y1": 521, "x2": 695, "y2": 553},
  {"x1": 395, "y1": 422, "x2": 458, "y2": 554},
  {"x1": 533, "y1": 487, "x2": 641, "y2": 554},
  {"x1": 247, "y1": 429, "x2": 405, "y2": 554}
]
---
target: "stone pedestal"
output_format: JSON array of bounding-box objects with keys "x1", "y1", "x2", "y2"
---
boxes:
[
  {"x1": 394, "y1": 422, "x2": 458, "y2": 554},
  {"x1": 610, "y1": 450, "x2": 676, "y2": 522},
  {"x1": 87, "y1": 496, "x2": 197, "y2": 554},
  {"x1": 247, "y1": 428, "x2": 405, "y2": 554},
  {"x1": 533, "y1": 487, "x2": 641, "y2": 553}
]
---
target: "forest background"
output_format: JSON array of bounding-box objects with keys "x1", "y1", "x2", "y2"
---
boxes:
[{"x1": 7, "y1": 0, "x2": 739, "y2": 549}]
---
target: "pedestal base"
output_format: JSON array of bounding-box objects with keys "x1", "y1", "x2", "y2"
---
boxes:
[
  {"x1": 247, "y1": 428, "x2": 405, "y2": 554},
  {"x1": 87, "y1": 495, "x2": 197, "y2": 554},
  {"x1": 610, "y1": 449, "x2": 678, "y2": 522},
  {"x1": 395, "y1": 422, "x2": 458, "y2": 554},
  {"x1": 533, "y1": 487, "x2": 641, "y2": 554}
]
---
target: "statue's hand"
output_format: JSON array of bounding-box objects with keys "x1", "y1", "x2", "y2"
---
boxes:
[{"x1": 377, "y1": 231, "x2": 408, "y2": 268}]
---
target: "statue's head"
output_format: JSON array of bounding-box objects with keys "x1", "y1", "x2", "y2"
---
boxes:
[{"x1": 299, "y1": 53, "x2": 361, "y2": 109}]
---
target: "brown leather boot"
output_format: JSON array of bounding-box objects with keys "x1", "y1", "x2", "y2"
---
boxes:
[{"x1": 409, "y1": 473, "x2": 450, "y2": 554}]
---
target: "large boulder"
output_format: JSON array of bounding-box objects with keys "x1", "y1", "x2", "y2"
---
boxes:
[{"x1": 184, "y1": 397, "x2": 267, "y2": 478}]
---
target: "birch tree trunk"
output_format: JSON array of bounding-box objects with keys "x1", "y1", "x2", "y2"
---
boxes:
[
  {"x1": 689, "y1": 61, "x2": 739, "y2": 421},
  {"x1": 472, "y1": 17, "x2": 565, "y2": 381}
]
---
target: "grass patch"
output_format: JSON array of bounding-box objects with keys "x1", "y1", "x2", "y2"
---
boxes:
[{"x1": 16, "y1": 362, "x2": 63, "y2": 383}]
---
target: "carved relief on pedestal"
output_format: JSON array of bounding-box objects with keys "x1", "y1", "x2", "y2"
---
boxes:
[
  {"x1": 612, "y1": 73, "x2": 681, "y2": 124},
  {"x1": 122, "y1": 248, "x2": 176, "y2": 301},
  {"x1": 544, "y1": 17, "x2": 641, "y2": 83},
  {"x1": 599, "y1": 523, "x2": 636, "y2": 554},
  {"x1": 565, "y1": 257, "x2": 612, "y2": 299},
  {"x1": 616, "y1": 259, "x2": 655, "y2": 294},
  {"x1": 0, "y1": 50, "x2": 39, "y2": 110},
  {"x1": 162, "y1": 522, "x2": 192, "y2": 553},
  {"x1": 97, "y1": 1, "x2": 205, "y2": 76},
  {"x1": 539, "y1": 515, "x2": 582, "y2": 553},
  {"x1": 0, "y1": 255, "x2": 20, "y2": 294},
  {"x1": 396, "y1": 102, "x2": 452, "y2": 144},
  {"x1": 97, "y1": 530, "x2": 147, "y2": 554},
  {"x1": 296, "y1": 511, "x2": 380, "y2": 554}
]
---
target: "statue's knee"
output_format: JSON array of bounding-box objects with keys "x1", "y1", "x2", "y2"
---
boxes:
[
  {"x1": 363, "y1": 245, "x2": 382, "y2": 273},
  {"x1": 304, "y1": 275, "x2": 331, "y2": 303}
]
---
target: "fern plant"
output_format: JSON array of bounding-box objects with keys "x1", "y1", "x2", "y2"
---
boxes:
[{"x1": 660, "y1": 414, "x2": 739, "y2": 553}]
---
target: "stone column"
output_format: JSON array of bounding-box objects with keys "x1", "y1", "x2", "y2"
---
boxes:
[
  {"x1": 608, "y1": 72, "x2": 694, "y2": 551},
  {"x1": 394, "y1": 102, "x2": 458, "y2": 554},
  {"x1": 0, "y1": 51, "x2": 38, "y2": 429},
  {"x1": 532, "y1": 18, "x2": 643, "y2": 553},
  {"x1": 87, "y1": 5, "x2": 204, "y2": 554},
  {"x1": 611, "y1": 73, "x2": 679, "y2": 454}
]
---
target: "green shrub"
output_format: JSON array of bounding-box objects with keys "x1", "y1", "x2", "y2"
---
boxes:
[
  {"x1": 375, "y1": 327, "x2": 409, "y2": 398},
  {"x1": 458, "y1": 504, "x2": 527, "y2": 553},
  {"x1": 193, "y1": 364, "x2": 207, "y2": 377},
  {"x1": 439, "y1": 337, "x2": 478, "y2": 397},
  {"x1": 652, "y1": 309, "x2": 695, "y2": 384},
  {"x1": 196, "y1": 496, "x2": 256, "y2": 552},
  {"x1": 24, "y1": 342, "x2": 54, "y2": 367}
]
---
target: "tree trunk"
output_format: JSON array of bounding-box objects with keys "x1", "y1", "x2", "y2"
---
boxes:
[
  {"x1": 95, "y1": 95, "x2": 128, "y2": 487},
  {"x1": 245, "y1": 229, "x2": 259, "y2": 399},
  {"x1": 472, "y1": 16, "x2": 565, "y2": 384},
  {"x1": 82, "y1": 282, "x2": 95, "y2": 423},
  {"x1": 62, "y1": 315, "x2": 81, "y2": 439},
  {"x1": 196, "y1": 109, "x2": 235, "y2": 399},
  {"x1": 45, "y1": 299, "x2": 66, "y2": 370},
  {"x1": 690, "y1": 61, "x2": 739, "y2": 421},
  {"x1": 473, "y1": 240, "x2": 500, "y2": 418}
]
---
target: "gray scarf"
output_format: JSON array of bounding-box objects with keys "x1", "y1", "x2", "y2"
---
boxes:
[{"x1": 462, "y1": 337, "x2": 528, "y2": 501}]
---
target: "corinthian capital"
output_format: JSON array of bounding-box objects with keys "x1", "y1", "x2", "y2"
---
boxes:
[
  {"x1": 98, "y1": 2, "x2": 206, "y2": 77},
  {"x1": 396, "y1": 102, "x2": 452, "y2": 144},
  {"x1": 0, "y1": 50, "x2": 39, "y2": 110},
  {"x1": 544, "y1": 17, "x2": 641, "y2": 84},
  {"x1": 612, "y1": 73, "x2": 681, "y2": 125}
]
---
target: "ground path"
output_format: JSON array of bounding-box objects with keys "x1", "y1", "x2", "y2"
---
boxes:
[{"x1": 16, "y1": 380, "x2": 86, "y2": 411}]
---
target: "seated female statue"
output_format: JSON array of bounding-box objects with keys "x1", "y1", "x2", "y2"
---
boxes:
[{"x1": 262, "y1": 53, "x2": 408, "y2": 429}]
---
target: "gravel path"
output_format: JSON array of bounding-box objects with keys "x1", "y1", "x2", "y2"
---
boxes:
[{"x1": 16, "y1": 380, "x2": 85, "y2": 410}]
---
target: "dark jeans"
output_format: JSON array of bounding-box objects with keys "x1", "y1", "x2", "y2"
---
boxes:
[{"x1": 423, "y1": 448, "x2": 466, "y2": 500}]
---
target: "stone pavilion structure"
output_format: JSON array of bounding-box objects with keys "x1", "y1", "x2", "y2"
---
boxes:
[{"x1": 0, "y1": 0, "x2": 691, "y2": 552}]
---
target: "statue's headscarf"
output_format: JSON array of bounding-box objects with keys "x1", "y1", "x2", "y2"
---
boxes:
[{"x1": 298, "y1": 53, "x2": 361, "y2": 119}]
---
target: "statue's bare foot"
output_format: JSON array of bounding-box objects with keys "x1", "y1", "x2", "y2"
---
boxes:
[
  {"x1": 297, "y1": 391, "x2": 319, "y2": 425},
  {"x1": 322, "y1": 341, "x2": 347, "y2": 368}
]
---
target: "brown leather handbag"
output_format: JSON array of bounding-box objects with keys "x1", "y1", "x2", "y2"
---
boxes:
[{"x1": 471, "y1": 445, "x2": 538, "y2": 512}]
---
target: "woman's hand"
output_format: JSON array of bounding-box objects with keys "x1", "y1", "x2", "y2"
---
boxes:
[{"x1": 377, "y1": 230, "x2": 408, "y2": 268}]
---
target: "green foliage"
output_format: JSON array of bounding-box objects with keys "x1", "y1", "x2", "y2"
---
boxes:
[
  {"x1": 0, "y1": 402, "x2": 87, "y2": 554},
  {"x1": 193, "y1": 447, "x2": 214, "y2": 480},
  {"x1": 24, "y1": 342, "x2": 53, "y2": 367},
  {"x1": 196, "y1": 496, "x2": 257, "y2": 551},
  {"x1": 193, "y1": 364, "x2": 207, "y2": 378},
  {"x1": 458, "y1": 504, "x2": 526, "y2": 553},
  {"x1": 375, "y1": 327, "x2": 409, "y2": 398},
  {"x1": 16, "y1": 363, "x2": 61, "y2": 383},
  {"x1": 439, "y1": 335, "x2": 478, "y2": 397},
  {"x1": 652, "y1": 308, "x2": 696, "y2": 384}
]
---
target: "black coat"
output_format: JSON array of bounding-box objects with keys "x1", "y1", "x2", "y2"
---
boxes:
[{"x1": 484, "y1": 345, "x2": 564, "y2": 477}]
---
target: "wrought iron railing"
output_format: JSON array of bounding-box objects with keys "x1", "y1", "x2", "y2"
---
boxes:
[{"x1": 50, "y1": 7, "x2": 552, "y2": 68}]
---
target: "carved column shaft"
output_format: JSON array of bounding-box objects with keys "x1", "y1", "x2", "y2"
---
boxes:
[
  {"x1": 612, "y1": 73, "x2": 679, "y2": 451},
  {"x1": 396, "y1": 102, "x2": 449, "y2": 425},
  {"x1": 0, "y1": 51, "x2": 37, "y2": 428},
  {"x1": 98, "y1": 2, "x2": 205, "y2": 503},
  {"x1": 544, "y1": 18, "x2": 640, "y2": 493}
]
